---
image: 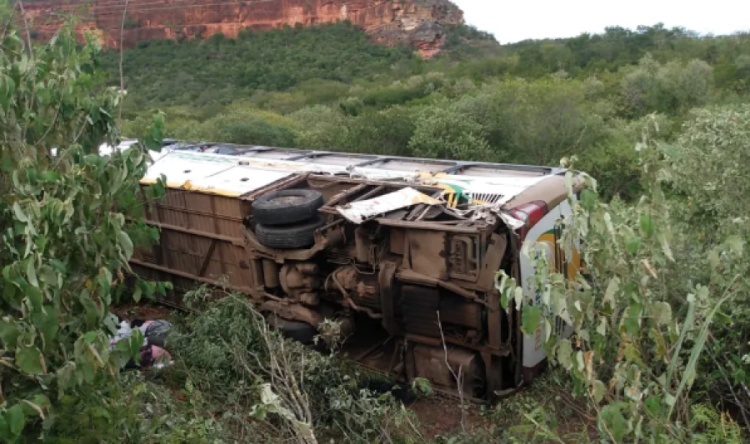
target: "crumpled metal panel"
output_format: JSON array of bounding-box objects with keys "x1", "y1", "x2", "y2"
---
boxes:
[{"x1": 336, "y1": 187, "x2": 443, "y2": 224}]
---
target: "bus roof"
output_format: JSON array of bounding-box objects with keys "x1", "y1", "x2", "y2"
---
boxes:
[{"x1": 141, "y1": 143, "x2": 568, "y2": 206}]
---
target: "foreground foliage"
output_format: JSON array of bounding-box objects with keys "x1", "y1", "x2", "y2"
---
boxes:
[
  {"x1": 0, "y1": 14, "x2": 165, "y2": 440},
  {"x1": 498, "y1": 110, "x2": 750, "y2": 441},
  {"x1": 167, "y1": 292, "x2": 422, "y2": 443}
]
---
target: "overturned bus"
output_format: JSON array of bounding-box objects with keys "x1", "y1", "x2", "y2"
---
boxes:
[{"x1": 131, "y1": 144, "x2": 582, "y2": 400}]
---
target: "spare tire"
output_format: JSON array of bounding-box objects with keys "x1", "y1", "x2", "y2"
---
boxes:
[
  {"x1": 255, "y1": 215, "x2": 326, "y2": 249},
  {"x1": 253, "y1": 189, "x2": 324, "y2": 226}
]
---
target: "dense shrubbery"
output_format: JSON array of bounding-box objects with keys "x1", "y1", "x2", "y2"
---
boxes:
[
  {"x1": 0, "y1": 12, "x2": 170, "y2": 441},
  {"x1": 44, "y1": 373, "x2": 227, "y2": 442},
  {"x1": 167, "y1": 291, "x2": 422, "y2": 443},
  {"x1": 108, "y1": 22, "x2": 413, "y2": 111},
  {"x1": 497, "y1": 109, "x2": 750, "y2": 442}
]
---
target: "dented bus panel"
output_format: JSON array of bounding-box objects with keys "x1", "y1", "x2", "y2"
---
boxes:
[{"x1": 131, "y1": 145, "x2": 583, "y2": 400}]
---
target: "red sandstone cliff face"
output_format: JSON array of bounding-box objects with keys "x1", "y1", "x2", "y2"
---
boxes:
[{"x1": 23, "y1": 0, "x2": 464, "y2": 57}]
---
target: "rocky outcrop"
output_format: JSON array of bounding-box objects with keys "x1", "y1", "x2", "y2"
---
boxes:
[{"x1": 23, "y1": 0, "x2": 464, "y2": 57}]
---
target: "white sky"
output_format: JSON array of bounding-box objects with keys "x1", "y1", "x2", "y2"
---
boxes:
[{"x1": 452, "y1": 0, "x2": 750, "y2": 43}]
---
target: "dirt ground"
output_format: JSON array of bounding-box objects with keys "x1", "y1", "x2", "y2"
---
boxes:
[
  {"x1": 111, "y1": 302, "x2": 177, "y2": 321},
  {"x1": 409, "y1": 396, "x2": 492, "y2": 440}
]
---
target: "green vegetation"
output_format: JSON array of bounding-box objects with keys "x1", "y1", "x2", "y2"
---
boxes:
[
  {"x1": 3, "y1": 10, "x2": 750, "y2": 443},
  {"x1": 111, "y1": 23, "x2": 412, "y2": 109},
  {"x1": 0, "y1": 14, "x2": 170, "y2": 441},
  {"x1": 498, "y1": 108, "x2": 750, "y2": 442},
  {"x1": 167, "y1": 291, "x2": 422, "y2": 443}
]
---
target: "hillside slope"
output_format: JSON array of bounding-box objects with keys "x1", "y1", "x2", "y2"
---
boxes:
[{"x1": 24, "y1": 0, "x2": 464, "y2": 57}]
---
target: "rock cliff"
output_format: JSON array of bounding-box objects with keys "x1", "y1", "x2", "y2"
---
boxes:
[{"x1": 23, "y1": 0, "x2": 464, "y2": 57}]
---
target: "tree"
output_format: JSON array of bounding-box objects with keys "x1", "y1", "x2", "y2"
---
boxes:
[
  {"x1": 620, "y1": 54, "x2": 713, "y2": 116},
  {"x1": 0, "y1": 15, "x2": 164, "y2": 440},
  {"x1": 289, "y1": 105, "x2": 349, "y2": 150},
  {"x1": 408, "y1": 106, "x2": 494, "y2": 161},
  {"x1": 658, "y1": 59, "x2": 713, "y2": 113},
  {"x1": 343, "y1": 106, "x2": 416, "y2": 156},
  {"x1": 619, "y1": 53, "x2": 662, "y2": 116}
]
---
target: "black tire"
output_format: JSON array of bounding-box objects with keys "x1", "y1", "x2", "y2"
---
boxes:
[
  {"x1": 252, "y1": 190, "x2": 324, "y2": 226},
  {"x1": 267, "y1": 315, "x2": 317, "y2": 344},
  {"x1": 255, "y1": 215, "x2": 325, "y2": 249}
]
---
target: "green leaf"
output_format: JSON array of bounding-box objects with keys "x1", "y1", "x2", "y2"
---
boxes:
[
  {"x1": 726, "y1": 235, "x2": 744, "y2": 255},
  {"x1": 32, "y1": 308, "x2": 59, "y2": 349},
  {"x1": 708, "y1": 249, "x2": 721, "y2": 270},
  {"x1": 639, "y1": 214, "x2": 655, "y2": 238},
  {"x1": 556, "y1": 339, "x2": 573, "y2": 370},
  {"x1": 496, "y1": 272, "x2": 511, "y2": 309},
  {"x1": 12, "y1": 203, "x2": 28, "y2": 223},
  {"x1": 83, "y1": 331, "x2": 99, "y2": 344},
  {"x1": 658, "y1": 233, "x2": 674, "y2": 261},
  {"x1": 30, "y1": 394, "x2": 51, "y2": 412},
  {"x1": 118, "y1": 231, "x2": 134, "y2": 260},
  {"x1": 603, "y1": 276, "x2": 619, "y2": 308},
  {"x1": 0, "y1": 319, "x2": 20, "y2": 348},
  {"x1": 521, "y1": 305, "x2": 542, "y2": 335},
  {"x1": 625, "y1": 237, "x2": 640, "y2": 255},
  {"x1": 645, "y1": 395, "x2": 662, "y2": 417},
  {"x1": 26, "y1": 287, "x2": 43, "y2": 311},
  {"x1": 129, "y1": 329, "x2": 144, "y2": 357},
  {"x1": 56, "y1": 362, "x2": 77, "y2": 392},
  {"x1": 26, "y1": 260, "x2": 38, "y2": 288},
  {"x1": 16, "y1": 346, "x2": 45, "y2": 375},
  {"x1": 21, "y1": 393, "x2": 50, "y2": 418},
  {"x1": 0, "y1": 413, "x2": 7, "y2": 437},
  {"x1": 623, "y1": 303, "x2": 643, "y2": 336},
  {"x1": 599, "y1": 403, "x2": 628, "y2": 442},
  {"x1": 38, "y1": 265, "x2": 58, "y2": 287},
  {"x1": 513, "y1": 287, "x2": 523, "y2": 308},
  {"x1": 96, "y1": 268, "x2": 113, "y2": 292},
  {"x1": 49, "y1": 259, "x2": 66, "y2": 273},
  {"x1": 596, "y1": 316, "x2": 607, "y2": 337},
  {"x1": 591, "y1": 380, "x2": 606, "y2": 404},
  {"x1": 132, "y1": 285, "x2": 142, "y2": 303},
  {"x1": 40, "y1": 171, "x2": 60, "y2": 182},
  {"x1": 650, "y1": 301, "x2": 672, "y2": 326},
  {"x1": 6, "y1": 404, "x2": 25, "y2": 436},
  {"x1": 580, "y1": 189, "x2": 597, "y2": 210}
]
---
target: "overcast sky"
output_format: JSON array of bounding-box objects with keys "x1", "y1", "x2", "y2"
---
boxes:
[{"x1": 452, "y1": 0, "x2": 749, "y2": 43}]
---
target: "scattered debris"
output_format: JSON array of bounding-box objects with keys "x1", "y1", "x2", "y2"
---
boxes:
[{"x1": 109, "y1": 317, "x2": 173, "y2": 370}]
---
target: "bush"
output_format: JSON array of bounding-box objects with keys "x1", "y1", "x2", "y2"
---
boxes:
[
  {"x1": 344, "y1": 106, "x2": 417, "y2": 156},
  {"x1": 289, "y1": 105, "x2": 349, "y2": 150},
  {"x1": 0, "y1": 17, "x2": 167, "y2": 440},
  {"x1": 497, "y1": 115, "x2": 747, "y2": 442},
  {"x1": 44, "y1": 373, "x2": 227, "y2": 443},
  {"x1": 662, "y1": 105, "x2": 750, "y2": 420},
  {"x1": 409, "y1": 105, "x2": 494, "y2": 161},
  {"x1": 620, "y1": 54, "x2": 714, "y2": 116},
  {"x1": 168, "y1": 293, "x2": 421, "y2": 443}
]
